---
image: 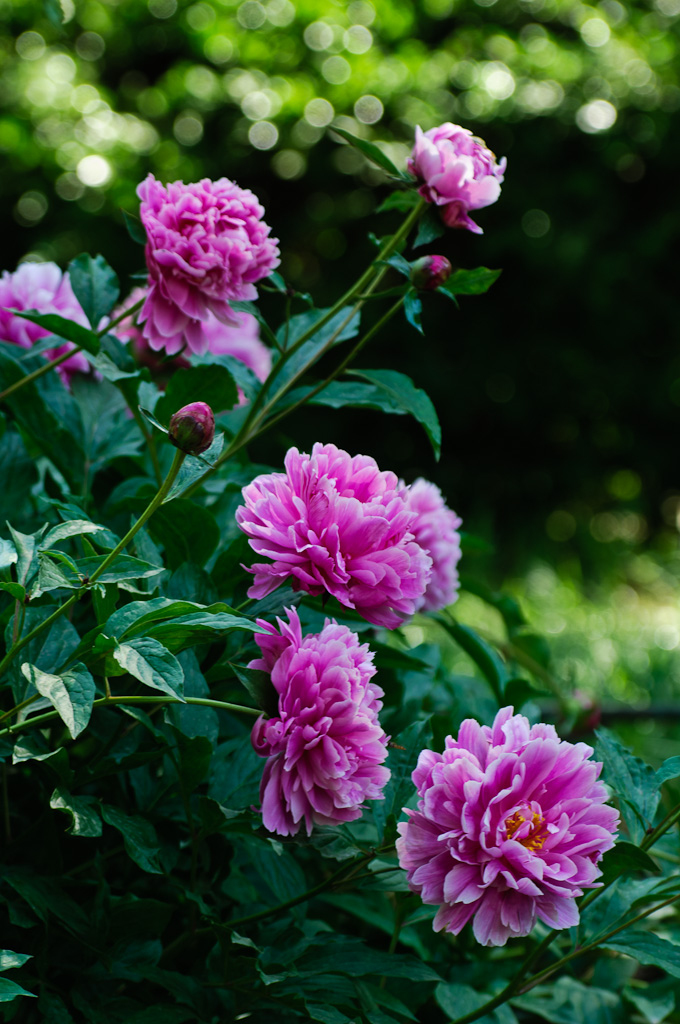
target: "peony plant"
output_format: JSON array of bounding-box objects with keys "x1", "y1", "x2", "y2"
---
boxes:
[{"x1": 0, "y1": 123, "x2": 676, "y2": 1024}]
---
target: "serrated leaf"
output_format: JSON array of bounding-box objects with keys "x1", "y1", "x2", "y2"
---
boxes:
[
  {"x1": 50, "y1": 787, "x2": 102, "y2": 837},
  {"x1": 68, "y1": 253, "x2": 120, "y2": 327},
  {"x1": 403, "y1": 290, "x2": 423, "y2": 334},
  {"x1": 330, "y1": 125, "x2": 401, "y2": 177},
  {"x1": 101, "y1": 804, "x2": 162, "y2": 874},
  {"x1": 440, "y1": 267, "x2": 502, "y2": 297},
  {"x1": 113, "y1": 636, "x2": 185, "y2": 700},
  {"x1": 21, "y1": 662, "x2": 95, "y2": 738},
  {"x1": 10, "y1": 311, "x2": 100, "y2": 354},
  {"x1": 347, "y1": 368, "x2": 441, "y2": 460}
]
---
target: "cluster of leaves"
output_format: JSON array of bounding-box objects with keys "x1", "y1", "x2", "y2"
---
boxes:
[{"x1": 0, "y1": 157, "x2": 679, "y2": 1024}]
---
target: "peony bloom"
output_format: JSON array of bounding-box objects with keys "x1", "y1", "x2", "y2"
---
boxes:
[
  {"x1": 250, "y1": 607, "x2": 390, "y2": 836},
  {"x1": 402, "y1": 478, "x2": 462, "y2": 612},
  {"x1": 0, "y1": 261, "x2": 90, "y2": 382},
  {"x1": 408, "y1": 123, "x2": 506, "y2": 234},
  {"x1": 236, "y1": 443, "x2": 433, "y2": 629},
  {"x1": 110, "y1": 287, "x2": 271, "y2": 392},
  {"x1": 396, "y1": 707, "x2": 619, "y2": 947},
  {"x1": 137, "y1": 174, "x2": 280, "y2": 355}
]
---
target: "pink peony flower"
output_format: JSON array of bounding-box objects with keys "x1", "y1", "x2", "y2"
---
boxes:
[
  {"x1": 137, "y1": 174, "x2": 280, "y2": 354},
  {"x1": 396, "y1": 707, "x2": 619, "y2": 947},
  {"x1": 110, "y1": 287, "x2": 271, "y2": 391},
  {"x1": 0, "y1": 261, "x2": 91, "y2": 382},
  {"x1": 235, "y1": 443, "x2": 433, "y2": 629},
  {"x1": 408, "y1": 123, "x2": 506, "y2": 234},
  {"x1": 250, "y1": 606, "x2": 390, "y2": 836},
  {"x1": 403, "y1": 478, "x2": 462, "y2": 612}
]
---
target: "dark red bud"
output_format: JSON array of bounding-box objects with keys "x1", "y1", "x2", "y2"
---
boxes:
[
  {"x1": 409, "y1": 255, "x2": 453, "y2": 291},
  {"x1": 168, "y1": 401, "x2": 215, "y2": 456}
]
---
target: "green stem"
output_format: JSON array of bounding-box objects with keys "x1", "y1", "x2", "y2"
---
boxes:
[
  {"x1": 0, "y1": 449, "x2": 185, "y2": 681},
  {"x1": 0, "y1": 694, "x2": 259, "y2": 741},
  {"x1": 178, "y1": 199, "x2": 425, "y2": 500},
  {"x1": 260, "y1": 295, "x2": 406, "y2": 436},
  {"x1": 0, "y1": 297, "x2": 145, "y2": 403}
]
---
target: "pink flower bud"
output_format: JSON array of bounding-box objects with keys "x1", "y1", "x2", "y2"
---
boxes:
[
  {"x1": 409, "y1": 255, "x2": 452, "y2": 291},
  {"x1": 168, "y1": 401, "x2": 215, "y2": 456}
]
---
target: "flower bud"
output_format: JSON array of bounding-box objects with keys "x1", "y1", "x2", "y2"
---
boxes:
[
  {"x1": 409, "y1": 255, "x2": 452, "y2": 291},
  {"x1": 168, "y1": 401, "x2": 215, "y2": 456}
]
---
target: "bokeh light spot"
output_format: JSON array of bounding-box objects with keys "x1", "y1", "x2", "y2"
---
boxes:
[
  {"x1": 576, "y1": 99, "x2": 617, "y2": 132},
  {"x1": 305, "y1": 98, "x2": 334, "y2": 126},
  {"x1": 522, "y1": 209, "x2": 551, "y2": 237},
  {"x1": 354, "y1": 94, "x2": 383, "y2": 123},
  {"x1": 76, "y1": 154, "x2": 112, "y2": 186},
  {"x1": 248, "y1": 120, "x2": 279, "y2": 149}
]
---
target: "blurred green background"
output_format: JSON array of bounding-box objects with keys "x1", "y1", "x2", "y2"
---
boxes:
[{"x1": 2, "y1": 0, "x2": 680, "y2": 736}]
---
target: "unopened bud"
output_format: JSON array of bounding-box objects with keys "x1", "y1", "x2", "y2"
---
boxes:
[
  {"x1": 168, "y1": 401, "x2": 215, "y2": 456},
  {"x1": 409, "y1": 255, "x2": 452, "y2": 291}
]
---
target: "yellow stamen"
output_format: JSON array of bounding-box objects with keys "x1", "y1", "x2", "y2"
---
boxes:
[{"x1": 505, "y1": 810, "x2": 547, "y2": 851}]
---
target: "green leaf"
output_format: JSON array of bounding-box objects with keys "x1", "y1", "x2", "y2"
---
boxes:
[
  {"x1": 229, "y1": 663, "x2": 277, "y2": 716},
  {"x1": 123, "y1": 208, "x2": 147, "y2": 245},
  {"x1": 76, "y1": 554, "x2": 165, "y2": 584},
  {"x1": 0, "y1": 581, "x2": 24, "y2": 601},
  {"x1": 0, "y1": 537, "x2": 17, "y2": 571},
  {"x1": 413, "y1": 207, "x2": 445, "y2": 248},
  {"x1": 595, "y1": 728, "x2": 659, "y2": 843},
  {"x1": 107, "y1": 596, "x2": 227, "y2": 639},
  {"x1": 602, "y1": 931, "x2": 680, "y2": 979},
  {"x1": 10, "y1": 310, "x2": 100, "y2": 354},
  {"x1": 21, "y1": 661, "x2": 95, "y2": 738},
  {"x1": 113, "y1": 637, "x2": 185, "y2": 700},
  {"x1": 299, "y1": 942, "x2": 440, "y2": 982},
  {"x1": 439, "y1": 618, "x2": 509, "y2": 701},
  {"x1": 173, "y1": 731, "x2": 213, "y2": 790},
  {"x1": 403, "y1": 290, "x2": 423, "y2": 334},
  {"x1": 440, "y1": 267, "x2": 502, "y2": 297},
  {"x1": 50, "y1": 787, "x2": 102, "y2": 837},
  {"x1": 68, "y1": 253, "x2": 120, "y2": 327},
  {"x1": 330, "y1": 125, "x2": 402, "y2": 177},
  {"x1": 147, "y1": 612, "x2": 266, "y2": 654},
  {"x1": 437, "y1": 984, "x2": 517, "y2": 1024},
  {"x1": 6, "y1": 523, "x2": 37, "y2": 587},
  {"x1": 512, "y1": 978, "x2": 625, "y2": 1023},
  {"x1": 140, "y1": 406, "x2": 168, "y2": 435},
  {"x1": 41, "y1": 519, "x2": 105, "y2": 548},
  {"x1": 101, "y1": 804, "x2": 163, "y2": 873},
  {"x1": 623, "y1": 989, "x2": 675, "y2": 1024},
  {"x1": 155, "y1": 364, "x2": 238, "y2": 422},
  {"x1": 347, "y1": 368, "x2": 441, "y2": 460},
  {"x1": 655, "y1": 756, "x2": 680, "y2": 788},
  {"x1": 274, "y1": 306, "x2": 361, "y2": 390},
  {"x1": 0, "y1": 951, "x2": 32, "y2": 972},
  {"x1": 0, "y1": 430, "x2": 37, "y2": 522},
  {"x1": 3, "y1": 868, "x2": 88, "y2": 931},
  {"x1": 373, "y1": 718, "x2": 432, "y2": 841},
  {"x1": 598, "y1": 841, "x2": 660, "y2": 886},
  {"x1": 164, "y1": 433, "x2": 226, "y2": 502},
  {"x1": 376, "y1": 191, "x2": 421, "y2": 214},
  {"x1": 147, "y1": 500, "x2": 219, "y2": 569},
  {"x1": 0, "y1": 977, "x2": 36, "y2": 1002}
]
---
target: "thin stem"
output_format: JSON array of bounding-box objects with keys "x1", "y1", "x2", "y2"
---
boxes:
[
  {"x1": 0, "y1": 297, "x2": 145, "y2": 403},
  {"x1": 178, "y1": 199, "x2": 425, "y2": 500},
  {"x1": 126, "y1": 399, "x2": 163, "y2": 486},
  {"x1": 0, "y1": 449, "x2": 185, "y2": 680},
  {"x1": 259, "y1": 295, "x2": 406, "y2": 436},
  {"x1": 0, "y1": 694, "x2": 259, "y2": 741}
]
